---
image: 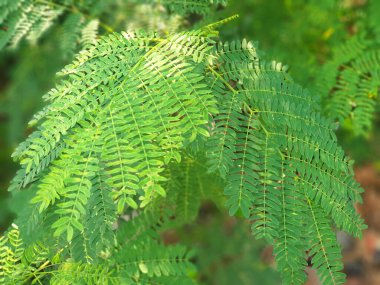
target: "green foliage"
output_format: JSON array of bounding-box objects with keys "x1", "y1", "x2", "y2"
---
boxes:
[
  {"x1": 219, "y1": 0, "x2": 351, "y2": 85},
  {"x1": 0, "y1": 0, "x2": 226, "y2": 52},
  {"x1": 221, "y1": 0, "x2": 380, "y2": 138},
  {"x1": 157, "y1": 154, "x2": 224, "y2": 225},
  {"x1": 315, "y1": 0, "x2": 380, "y2": 137},
  {"x1": 2, "y1": 1, "x2": 377, "y2": 284},
  {"x1": 0, "y1": 224, "x2": 49, "y2": 284},
  {"x1": 0, "y1": 216, "x2": 196, "y2": 284},
  {"x1": 156, "y1": 0, "x2": 227, "y2": 15},
  {"x1": 317, "y1": 35, "x2": 380, "y2": 136},
  {"x1": 0, "y1": 0, "x2": 106, "y2": 51},
  {"x1": 178, "y1": 212, "x2": 281, "y2": 285},
  {"x1": 0, "y1": 13, "x2": 366, "y2": 283}
]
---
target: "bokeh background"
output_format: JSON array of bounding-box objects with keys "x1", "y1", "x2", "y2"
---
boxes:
[{"x1": 1, "y1": 1, "x2": 380, "y2": 284}]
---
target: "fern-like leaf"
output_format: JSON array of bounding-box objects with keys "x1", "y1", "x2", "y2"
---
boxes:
[
  {"x1": 317, "y1": 35, "x2": 380, "y2": 135},
  {"x1": 6, "y1": 24, "x2": 365, "y2": 284}
]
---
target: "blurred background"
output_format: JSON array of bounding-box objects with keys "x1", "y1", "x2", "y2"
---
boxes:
[{"x1": 1, "y1": 0, "x2": 380, "y2": 284}]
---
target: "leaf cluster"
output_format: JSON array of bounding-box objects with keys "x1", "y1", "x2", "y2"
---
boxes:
[{"x1": 0, "y1": 21, "x2": 366, "y2": 284}]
